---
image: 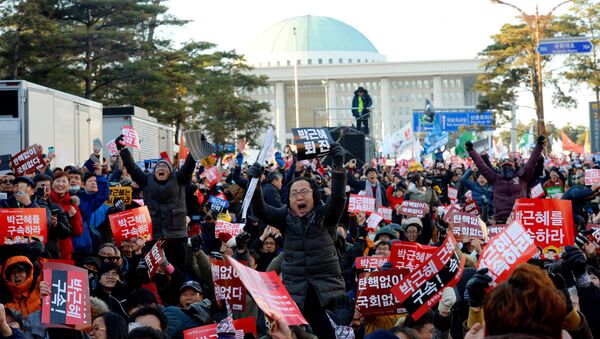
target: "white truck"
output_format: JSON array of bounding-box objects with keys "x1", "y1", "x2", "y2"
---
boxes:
[
  {"x1": 0, "y1": 80, "x2": 103, "y2": 169},
  {"x1": 102, "y1": 106, "x2": 174, "y2": 162}
]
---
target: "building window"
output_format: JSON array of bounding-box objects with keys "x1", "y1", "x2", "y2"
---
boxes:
[
  {"x1": 287, "y1": 60, "x2": 291, "y2": 66},
  {"x1": 276, "y1": 61, "x2": 280, "y2": 66},
  {"x1": 357, "y1": 59, "x2": 361, "y2": 63},
  {"x1": 267, "y1": 62, "x2": 271, "y2": 67},
  {"x1": 297, "y1": 59, "x2": 301, "y2": 65},
  {"x1": 308, "y1": 59, "x2": 312, "y2": 65},
  {"x1": 318, "y1": 58, "x2": 322, "y2": 64},
  {"x1": 339, "y1": 58, "x2": 343, "y2": 64},
  {"x1": 329, "y1": 58, "x2": 333, "y2": 64},
  {"x1": 348, "y1": 58, "x2": 352, "y2": 63}
]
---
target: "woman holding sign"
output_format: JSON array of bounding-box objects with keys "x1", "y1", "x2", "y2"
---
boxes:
[{"x1": 248, "y1": 143, "x2": 346, "y2": 338}]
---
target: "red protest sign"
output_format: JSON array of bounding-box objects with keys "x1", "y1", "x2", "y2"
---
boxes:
[
  {"x1": 390, "y1": 234, "x2": 465, "y2": 320},
  {"x1": 348, "y1": 194, "x2": 376, "y2": 214},
  {"x1": 357, "y1": 269, "x2": 406, "y2": 316},
  {"x1": 477, "y1": 221, "x2": 537, "y2": 287},
  {"x1": 226, "y1": 256, "x2": 307, "y2": 326},
  {"x1": 512, "y1": 198, "x2": 574, "y2": 251},
  {"x1": 105, "y1": 140, "x2": 119, "y2": 156},
  {"x1": 210, "y1": 258, "x2": 247, "y2": 312},
  {"x1": 449, "y1": 211, "x2": 486, "y2": 241},
  {"x1": 388, "y1": 241, "x2": 437, "y2": 273},
  {"x1": 183, "y1": 317, "x2": 257, "y2": 339},
  {"x1": 41, "y1": 263, "x2": 91, "y2": 327},
  {"x1": 442, "y1": 205, "x2": 460, "y2": 224},
  {"x1": 450, "y1": 155, "x2": 461, "y2": 166},
  {"x1": 121, "y1": 126, "x2": 140, "y2": 149},
  {"x1": 377, "y1": 207, "x2": 393, "y2": 222},
  {"x1": 530, "y1": 183, "x2": 545, "y2": 199},
  {"x1": 201, "y1": 166, "x2": 221, "y2": 188},
  {"x1": 144, "y1": 240, "x2": 166, "y2": 278},
  {"x1": 10, "y1": 145, "x2": 45, "y2": 176},
  {"x1": 366, "y1": 213, "x2": 383, "y2": 231},
  {"x1": 215, "y1": 220, "x2": 244, "y2": 237},
  {"x1": 108, "y1": 206, "x2": 152, "y2": 246},
  {"x1": 355, "y1": 256, "x2": 389, "y2": 273},
  {"x1": 0, "y1": 208, "x2": 47, "y2": 244},
  {"x1": 463, "y1": 199, "x2": 480, "y2": 216},
  {"x1": 585, "y1": 169, "x2": 600, "y2": 185},
  {"x1": 399, "y1": 200, "x2": 427, "y2": 218},
  {"x1": 487, "y1": 224, "x2": 506, "y2": 238},
  {"x1": 447, "y1": 187, "x2": 458, "y2": 203}
]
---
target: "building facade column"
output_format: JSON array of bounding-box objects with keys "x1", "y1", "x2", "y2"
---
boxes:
[
  {"x1": 327, "y1": 79, "x2": 337, "y2": 126},
  {"x1": 433, "y1": 75, "x2": 443, "y2": 108},
  {"x1": 379, "y1": 78, "x2": 390, "y2": 143},
  {"x1": 274, "y1": 81, "x2": 287, "y2": 145}
]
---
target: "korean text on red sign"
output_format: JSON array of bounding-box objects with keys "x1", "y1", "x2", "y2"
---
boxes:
[
  {"x1": 10, "y1": 145, "x2": 45, "y2": 176},
  {"x1": 121, "y1": 126, "x2": 140, "y2": 149},
  {"x1": 41, "y1": 263, "x2": 91, "y2": 326},
  {"x1": 210, "y1": 258, "x2": 247, "y2": 312},
  {"x1": 105, "y1": 140, "x2": 119, "y2": 156},
  {"x1": 215, "y1": 220, "x2": 245, "y2": 237},
  {"x1": 390, "y1": 234, "x2": 465, "y2": 320},
  {"x1": 144, "y1": 240, "x2": 166, "y2": 278},
  {"x1": 585, "y1": 169, "x2": 600, "y2": 185},
  {"x1": 357, "y1": 269, "x2": 407, "y2": 316},
  {"x1": 477, "y1": 220, "x2": 537, "y2": 287},
  {"x1": 108, "y1": 206, "x2": 152, "y2": 246},
  {"x1": 512, "y1": 198, "x2": 574, "y2": 250},
  {"x1": 183, "y1": 317, "x2": 257, "y2": 339},
  {"x1": 226, "y1": 255, "x2": 307, "y2": 326},
  {"x1": 447, "y1": 187, "x2": 458, "y2": 202},
  {"x1": 0, "y1": 208, "x2": 47, "y2": 244},
  {"x1": 450, "y1": 211, "x2": 486, "y2": 240},
  {"x1": 487, "y1": 224, "x2": 506, "y2": 238},
  {"x1": 348, "y1": 194, "x2": 376, "y2": 213},
  {"x1": 366, "y1": 213, "x2": 383, "y2": 231},
  {"x1": 399, "y1": 200, "x2": 427, "y2": 218},
  {"x1": 291, "y1": 128, "x2": 334, "y2": 160},
  {"x1": 463, "y1": 200, "x2": 480, "y2": 216},
  {"x1": 388, "y1": 241, "x2": 437, "y2": 273},
  {"x1": 355, "y1": 256, "x2": 389, "y2": 273}
]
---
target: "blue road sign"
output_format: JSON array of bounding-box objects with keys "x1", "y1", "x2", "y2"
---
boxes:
[
  {"x1": 413, "y1": 111, "x2": 494, "y2": 132},
  {"x1": 537, "y1": 38, "x2": 592, "y2": 56}
]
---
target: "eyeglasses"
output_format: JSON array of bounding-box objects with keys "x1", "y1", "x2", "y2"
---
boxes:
[
  {"x1": 289, "y1": 189, "x2": 312, "y2": 199},
  {"x1": 101, "y1": 271, "x2": 119, "y2": 278},
  {"x1": 91, "y1": 326, "x2": 106, "y2": 333},
  {"x1": 99, "y1": 255, "x2": 120, "y2": 262}
]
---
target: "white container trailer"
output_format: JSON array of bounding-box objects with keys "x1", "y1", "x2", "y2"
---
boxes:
[
  {"x1": 0, "y1": 80, "x2": 103, "y2": 169},
  {"x1": 102, "y1": 106, "x2": 174, "y2": 162}
]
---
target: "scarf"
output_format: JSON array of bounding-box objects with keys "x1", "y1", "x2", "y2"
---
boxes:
[{"x1": 366, "y1": 181, "x2": 383, "y2": 210}]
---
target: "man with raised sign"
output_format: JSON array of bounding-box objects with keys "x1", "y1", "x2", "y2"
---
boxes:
[{"x1": 248, "y1": 143, "x2": 346, "y2": 338}]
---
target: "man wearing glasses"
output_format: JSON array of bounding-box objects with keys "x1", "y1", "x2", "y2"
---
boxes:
[
  {"x1": 0, "y1": 172, "x2": 16, "y2": 197},
  {"x1": 248, "y1": 143, "x2": 347, "y2": 339}
]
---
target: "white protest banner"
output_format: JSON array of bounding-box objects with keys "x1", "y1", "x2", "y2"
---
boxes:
[{"x1": 241, "y1": 128, "x2": 274, "y2": 219}]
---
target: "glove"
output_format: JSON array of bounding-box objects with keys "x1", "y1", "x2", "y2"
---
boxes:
[
  {"x1": 438, "y1": 287, "x2": 456, "y2": 314},
  {"x1": 114, "y1": 199, "x2": 125, "y2": 212},
  {"x1": 330, "y1": 143, "x2": 345, "y2": 168},
  {"x1": 190, "y1": 234, "x2": 203, "y2": 251},
  {"x1": 548, "y1": 272, "x2": 574, "y2": 314},
  {"x1": 562, "y1": 245, "x2": 587, "y2": 277},
  {"x1": 235, "y1": 231, "x2": 251, "y2": 250},
  {"x1": 236, "y1": 152, "x2": 244, "y2": 166},
  {"x1": 115, "y1": 135, "x2": 125, "y2": 151},
  {"x1": 536, "y1": 135, "x2": 546, "y2": 146},
  {"x1": 465, "y1": 141, "x2": 474, "y2": 153},
  {"x1": 275, "y1": 152, "x2": 285, "y2": 168},
  {"x1": 465, "y1": 268, "x2": 492, "y2": 307},
  {"x1": 247, "y1": 162, "x2": 262, "y2": 179}
]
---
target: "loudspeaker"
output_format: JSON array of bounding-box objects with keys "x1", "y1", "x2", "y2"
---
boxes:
[{"x1": 329, "y1": 127, "x2": 366, "y2": 166}]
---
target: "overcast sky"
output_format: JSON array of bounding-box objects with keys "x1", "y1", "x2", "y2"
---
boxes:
[{"x1": 165, "y1": 0, "x2": 595, "y2": 129}]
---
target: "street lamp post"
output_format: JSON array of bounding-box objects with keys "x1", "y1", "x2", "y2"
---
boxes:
[
  {"x1": 293, "y1": 27, "x2": 300, "y2": 129},
  {"x1": 491, "y1": 0, "x2": 573, "y2": 138}
]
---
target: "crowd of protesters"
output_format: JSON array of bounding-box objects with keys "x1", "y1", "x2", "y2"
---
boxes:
[{"x1": 0, "y1": 132, "x2": 598, "y2": 339}]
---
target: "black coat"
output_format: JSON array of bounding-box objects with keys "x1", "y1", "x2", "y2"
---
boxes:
[
  {"x1": 251, "y1": 168, "x2": 347, "y2": 308},
  {"x1": 121, "y1": 148, "x2": 195, "y2": 239},
  {"x1": 262, "y1": 183, "x2": 283, "y2": 208}
]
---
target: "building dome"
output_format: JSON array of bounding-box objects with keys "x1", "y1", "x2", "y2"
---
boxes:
[{"x1": 246, "y1": 15, "x2": 386, "y2": 67}]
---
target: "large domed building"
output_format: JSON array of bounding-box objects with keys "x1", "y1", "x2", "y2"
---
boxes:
[
  {"x1": 246, "y1": 15, "x2": 386, "y2": 67},
  {"x1": 244, "y1": 15, "x2": 481, "y2": 157}
]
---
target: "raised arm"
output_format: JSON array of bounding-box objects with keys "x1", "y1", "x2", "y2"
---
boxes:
[
  {"x1": 247, "y1": 163, "x2": 287, "y2": 230},
  {"x1": 520, "y1": 138, "x2": 544, "y2": 182},
  {"x1": 324, "y1": 144, "x2": 348, "y2": 230},
  {"x1": 467, "y1": 142, "x2": 497, "y2": 185},
  {"x1": 346, "y1": 168, "x2": 365, "y2": 191},
  {"x1": 177, "y1": 153, "x2": 197, "y2": 186},
  {"x1": 119, "y1": 147, "x2": 148, "y2": 189}
]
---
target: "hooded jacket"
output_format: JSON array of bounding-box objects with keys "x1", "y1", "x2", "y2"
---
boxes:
[
  {"x1": 120, "y1": 148, "x2": 195, "y2": 239},
  {"x1": 50, "y1": 190, "x2": 83, "y2": 260},
  {"x1": 2, "y1": 256, "x2": 41, "y2": 317},
  {"x1": 468, "y1": 143, "x2": 542, "y2": 222},
  {"x1": 351, "y1": 89, "x2": 372, "y2": 117}
]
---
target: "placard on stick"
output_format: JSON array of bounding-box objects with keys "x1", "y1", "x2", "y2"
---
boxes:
[{"x1": 292, "y1": 128, "x2": 334, "y2": 160}]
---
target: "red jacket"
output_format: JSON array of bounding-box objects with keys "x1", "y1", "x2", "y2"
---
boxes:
[
  {"x1": 50, "y1": 190, "x2": 83, "y2": 260},
  {"x1": 386, "y1": 185, "x2": 404, "y2": 209}
]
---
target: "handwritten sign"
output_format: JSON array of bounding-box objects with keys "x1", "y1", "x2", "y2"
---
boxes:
[{"x1": 106, "y1": 186, "x2": 132, "y2": 205}]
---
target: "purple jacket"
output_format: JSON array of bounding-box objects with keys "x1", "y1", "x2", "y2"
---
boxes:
[{"x1": 469, "y1": 144, "x2": 543, "y2": 221}]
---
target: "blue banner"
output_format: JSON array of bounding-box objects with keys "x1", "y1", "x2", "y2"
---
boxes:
[{"x1": 413, "y1": 111, "x2": 494, "y2": 132}]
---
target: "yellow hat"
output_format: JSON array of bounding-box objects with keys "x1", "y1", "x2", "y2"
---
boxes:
[{"x1": 408, "y1": 162, "x2": 424, "y2": 172}]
